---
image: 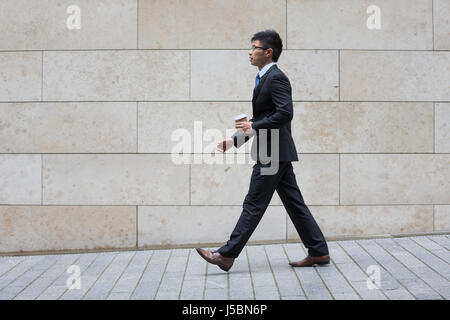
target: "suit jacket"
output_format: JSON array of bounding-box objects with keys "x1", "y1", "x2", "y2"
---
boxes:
[{"x1": 231, "y1": 64, "x2": 299, "y2": 162}]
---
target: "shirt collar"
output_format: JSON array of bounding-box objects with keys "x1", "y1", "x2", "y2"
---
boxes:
[{"x1": 258, "y1": 62, "x2": 276, "y2": 78}]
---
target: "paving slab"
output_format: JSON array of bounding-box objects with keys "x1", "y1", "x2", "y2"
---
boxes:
[{"x1": 0, "y1": 234, "x2": 449, "y2": 300}]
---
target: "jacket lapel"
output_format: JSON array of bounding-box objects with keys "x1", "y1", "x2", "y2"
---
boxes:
[{"x1": 252, "y1": 64, "x2": 277, "y2": 102}]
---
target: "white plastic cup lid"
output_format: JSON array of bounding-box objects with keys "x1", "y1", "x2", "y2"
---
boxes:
[{"x1": 234, "y1": 114, "x2": 247, "y2": 121}]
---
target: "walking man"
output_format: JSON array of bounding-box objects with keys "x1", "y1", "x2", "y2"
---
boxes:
[{"x1": 196, "y1": 30, "x2": 330, "y2": 272}]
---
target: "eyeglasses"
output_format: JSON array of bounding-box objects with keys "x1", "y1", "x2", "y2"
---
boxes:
[{"x1": 250, "y1": 45, "x2": 268, "y2": 51}]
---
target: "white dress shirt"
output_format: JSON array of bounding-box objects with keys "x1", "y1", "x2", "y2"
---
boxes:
[{"x1": 257, "y1": 61, "x2": 276, "y2": 78}]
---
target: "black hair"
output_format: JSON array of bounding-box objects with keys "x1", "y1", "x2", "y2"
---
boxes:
[{"x1": 250, "y1": 29, "x2": 283, "y2": 62}]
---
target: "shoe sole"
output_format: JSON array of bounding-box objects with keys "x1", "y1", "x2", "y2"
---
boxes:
[
  {"x1": 290, "y1": 260, "x2": 330, "y2": 267},
  {"x1": 218, "y1": 265, "x2": 231, "y2": 272}
]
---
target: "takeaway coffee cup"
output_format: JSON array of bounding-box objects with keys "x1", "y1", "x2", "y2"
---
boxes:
[
  {"x1": 234, "y1": 114, "x2": 247, "y2": 123},
  {"x1": 234, "y1": 114, "x2": 248, "y2": 133}
]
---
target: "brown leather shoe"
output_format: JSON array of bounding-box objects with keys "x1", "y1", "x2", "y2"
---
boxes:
[
  {"x1": 289, "y1": 255, "x2": 330, "y2": 267},
  {"x1": 196, "y1": 248, "x2": 234, "y2": 272}
]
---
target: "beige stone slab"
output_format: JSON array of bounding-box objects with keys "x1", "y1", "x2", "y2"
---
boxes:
[
  {"x1": 434, "y1": 205, "x2": 450, "y2": 231},
  {"x1": 190, "y1": 50, "x2": 255, "y2": 100},
  {"x1": 190, "y1": 162, "x2": 254, "y2": 206},
  {"x1": 43, "y1": 50, "x2": 189, "y2": 101},
  {"x1": 340, "y1": 51, "x2": 450, "y2": 101},
  {"x1": 277, "y1": 50, "x2": 339, "y2": 101},
  {"x1": 293, "y1": 102, "x2": 434, "y2": 153},
  {"x1": 139, "y1": 0, "x2": 286, "y2": 49},
  {"x1": 434, "y1": 0, "x2": 450, "y2": 50},
  {"x1": 43, "y1": 154, "x2": 189, "y2": 205},
  {"x1": 341, "y1": 154, "x2": 450, "y2": 205},
  {"x1": 136, "y1": 100, "x2": 433, "y2": 155},
  {"x1": 138, "y1": 101, "x2": 252, "y2": 153},
  {"x1": 0, "y1": 0, "x2": 137, "y2": 50},
  {"x1": 291, "y1": 155, "x2": 340, "y2": 205},
  {"x1": 0, "y1": 52, "x2": 41, "y2": 101},
  {"x1": 0, "y1": 102, "x2": 136, "y2": 153},
  {"x1": 436, "y1": 103, "x2": 450, "y2": 153},
  {"x1": 190, "y1": 155, "x2": 339, "y2": 206},
  {"x1": 0, "y1": 206, "x2": 136, "y2": 253},
  {"x1": 137, "y1": 205, "x2": 286, "y2": 247},
  {"x1": 0, "y1": 155, "x2": 41, "y2": 205},
  {"x1": 191, "y1": 50, "x2": 338, "y2": 101},
  {"x1": 287, "y1": 205, "x2": 434, "y2": 239},
  {"x1": 287, "y1": 0, "x2": 432, "y2": 49}
]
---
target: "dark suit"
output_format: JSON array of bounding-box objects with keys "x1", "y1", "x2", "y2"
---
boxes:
[
  {"x1": 217, "y1": 64, "x2": 329, "y2": 258},
  {"x1": 232, "y1": 63, "x2": 299, "y2": 163}
]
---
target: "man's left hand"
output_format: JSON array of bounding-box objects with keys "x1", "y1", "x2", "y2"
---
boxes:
[{"x1": 235, "y1": 121, "x2": 253, "y2": 132}]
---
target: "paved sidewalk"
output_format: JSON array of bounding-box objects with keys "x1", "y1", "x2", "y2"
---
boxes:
[{"x1": 0, "y1": 234, "x2": 449, "y2": 300}]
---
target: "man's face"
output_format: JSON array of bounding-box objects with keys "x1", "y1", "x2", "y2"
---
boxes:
[{"x1": 248, "y1": 40, "x2": 272, "y2": 68}]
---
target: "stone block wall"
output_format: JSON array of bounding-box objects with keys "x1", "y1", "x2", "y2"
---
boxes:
[{"x1": 0, "y1": 0, "x2": 448, "y2": 254}]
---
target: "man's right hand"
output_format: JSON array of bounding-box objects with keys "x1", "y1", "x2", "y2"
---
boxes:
[{"x1": 216, "y1": 138, "x2": 234, "y2": 153}]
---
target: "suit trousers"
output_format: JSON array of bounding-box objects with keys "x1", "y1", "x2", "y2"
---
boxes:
[{"x1": 217, "y1": 161, "x2": 329, "y2": 258}]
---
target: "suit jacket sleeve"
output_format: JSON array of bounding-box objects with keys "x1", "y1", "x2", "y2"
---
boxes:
[{"x1": 250, "y1": 74, "x2": 293, "y2": 130}]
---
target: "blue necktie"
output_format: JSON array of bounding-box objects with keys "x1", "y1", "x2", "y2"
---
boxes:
[{"x1": 254, "y1": 74, "x2": 260, "y2": 90}]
